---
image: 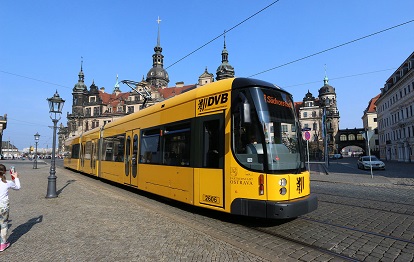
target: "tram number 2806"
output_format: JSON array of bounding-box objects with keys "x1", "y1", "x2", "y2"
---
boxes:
[{"x1": 203, "y1": 194, "x2": 221, "y2": 204}]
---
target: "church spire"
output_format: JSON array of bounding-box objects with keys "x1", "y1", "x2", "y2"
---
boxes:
[
  {"x1": 146, "y1": 16, "x2": 169, "y2": 88},
  {"x1": 216, "y1": 30, "x2": 235, "y2": 81},
  {"x1": 113, "y1": 74, "x2": 120, "y2": 93},
  {"x1": 323, "y1": 64, "x2": 329, "y2": 85},
  {"x1": 221, "y1": 30, "x2": 228, "y2": 63},
  {"x1": 73, "y1": 57, "x2": 87, "y2": 92}
]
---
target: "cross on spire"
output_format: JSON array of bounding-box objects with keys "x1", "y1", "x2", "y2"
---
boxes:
[{"x1": 156, "y1": 16, "x2": 161, "y2": 47}]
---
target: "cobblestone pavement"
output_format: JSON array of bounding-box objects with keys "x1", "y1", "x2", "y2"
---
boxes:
[
  {"x1": 2, "y1": 158, "x2": 413, "y2": 261},
  {"x1": 0, "y1": 160, "x2": 270, "y2": 262}
]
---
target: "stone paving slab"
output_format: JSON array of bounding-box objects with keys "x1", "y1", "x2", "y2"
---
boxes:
[{"x1": 0, "y1": 160, "x2": 270, "y2": 262}]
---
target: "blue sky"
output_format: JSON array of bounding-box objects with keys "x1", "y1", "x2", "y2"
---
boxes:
[{"x1": 1, "y1": 0, "x2": 413, "y2": 150}]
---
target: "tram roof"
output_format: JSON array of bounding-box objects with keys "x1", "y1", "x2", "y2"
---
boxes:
[{"x1": 84, "y1": 77, "x2": 286, "y2": 132}]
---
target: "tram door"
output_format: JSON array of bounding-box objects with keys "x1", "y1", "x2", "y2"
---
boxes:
[
  {"x1": 197, "y1": 114, "x2": 225, "y2": 208},
  {"x1": 124, "y1": 129, "x2": 139, "y2": 187},
  {"x1": 90, "y1": 140, "x2": 98, "y2": 176}
]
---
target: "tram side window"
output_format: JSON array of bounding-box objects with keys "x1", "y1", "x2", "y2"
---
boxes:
[
  {"x1": 85, "y1": 141, "x2": 92, "y2": 160},
  {"x1": 163, "y1": 124, "x2": 191, "y2": 166},
  {"x1": 140, "y1": 129, "x2": 161, "y2": 164},
  {"x1": 102, "y1": 135, "x2": 125, "y2": 162},
  {"x1": 72, "y1": 144, "x2": 80, "y2": 159},
  {"x1": 65, "y1": 145, "x2": 72, "y2": 159}
]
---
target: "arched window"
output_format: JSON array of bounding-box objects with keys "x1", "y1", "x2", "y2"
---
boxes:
[
  {"x1": 340, "y1": 134, "x2": 347, "y2": 141},
  {"x1": 348, "y1": 134, "x2": 355, "y2": 140}
]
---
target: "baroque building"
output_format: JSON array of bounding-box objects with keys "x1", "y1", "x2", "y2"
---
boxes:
[
  {"x1": 376, "y1": 51, "x2": 414, "y2": 162},
  {"x1": 64, "y1": 20, "x2": 225, "y2": 139},
  {"x1": 296, "y1": 75, "x2": 340, "y2": 158}
]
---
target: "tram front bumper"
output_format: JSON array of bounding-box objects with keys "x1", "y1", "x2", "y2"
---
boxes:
[{"x1": 231, "y1": 194, "x2": 318, "y2": 219}]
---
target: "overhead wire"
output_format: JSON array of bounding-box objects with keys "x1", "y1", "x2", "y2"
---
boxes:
[
  {"x1": 283, "y1": 68, "x2": 396, "y2": 88},
  {"x1": 1, "y1": 9, "x2": 412, "y2": 90},
  {"x1": 0, "y1": 70, "x2": 71, "y2": 89},
  {"x1": 248, "y1": 19, "x2": 414, "y2": 77},
  {"x1": 165, "y1": 0, "x2": 280, "y2": 69}
]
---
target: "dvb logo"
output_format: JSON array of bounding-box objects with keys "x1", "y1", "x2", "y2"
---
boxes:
[{"x1": 198, "y1": 93, "x2": 228, "y2": 112}]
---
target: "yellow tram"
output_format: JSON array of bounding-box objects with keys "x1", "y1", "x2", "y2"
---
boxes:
[{"x1": 64, "y1": 78, "x2": 317, "y2": 219}]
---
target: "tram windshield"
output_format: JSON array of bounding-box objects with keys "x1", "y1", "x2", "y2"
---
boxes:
[{"x1": 232, "y1": 87, "x2": 305, "y2": 173}]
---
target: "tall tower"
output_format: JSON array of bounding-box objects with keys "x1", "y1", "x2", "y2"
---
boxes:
[
  {"x1": 146, "y1": 16, "x2": 170, "y2": 89},
  {"x1": 72, "y1": 60, "x2": 88, "y2": 116},
  {"x1": 318, "y1": 74, "x2": 340, "y2": 154},
  {"x1": 216, "y1": 31, "x2": 235, "y2": 81}
]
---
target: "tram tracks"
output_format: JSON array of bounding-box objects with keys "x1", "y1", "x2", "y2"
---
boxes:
[
  {"x1": 314, "y1": 191, "x2": 414, "y2": 208},
  {"x1": 299, "y1": 216, "x2": 414, "y2": 245},
  {"x1": 247, "y1": 212, "x2": 414, "y2": 262},
  {"x1": 250, "y1": 225, "x2": 359, "y2": 261},
  {"x1": 315, "y1": 192, "x2": 414, "y2": 216}
]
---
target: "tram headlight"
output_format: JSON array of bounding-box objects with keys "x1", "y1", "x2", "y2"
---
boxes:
[
  {"x1": 279, "y1": 187, "x2": 287, "y2": 195},
  {"x1": 279, "y1": 178, "x2": 287, "y2": 187}
]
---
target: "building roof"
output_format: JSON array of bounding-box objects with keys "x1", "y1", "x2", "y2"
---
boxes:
[{"x1": 365, "y1": 93, "x2": 380, "y2": 113}]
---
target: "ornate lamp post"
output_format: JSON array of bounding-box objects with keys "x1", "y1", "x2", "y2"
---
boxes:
[
  {"x1": 46, "y1": 90, "x2": 65, "y2": 198},
  {"x1": 33, "y1": 132, "x2": 40, "y2": 169}
]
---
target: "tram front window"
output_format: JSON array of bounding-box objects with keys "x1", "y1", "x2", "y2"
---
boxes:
[{"x1": 232, "y1": 87, "x2": 305, "y2": 173}]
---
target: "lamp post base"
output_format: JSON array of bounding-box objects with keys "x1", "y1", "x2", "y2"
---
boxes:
[{"x1": 46, "y1": 175, "x2": 58, "y2": 198}]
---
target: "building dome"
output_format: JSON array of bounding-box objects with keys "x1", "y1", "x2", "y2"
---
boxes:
[
  {"x1": 146, "y1": 67, "x2": 169, "y2": 83},
  {"x1": 73, "y1": 66, "x2": 87, "y2": 92},
  {"x1": 318, "y1": 76, "x2": 335, "y2": 96}
]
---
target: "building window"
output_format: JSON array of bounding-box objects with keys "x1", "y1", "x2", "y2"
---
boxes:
[
  {"x1": 348, "y1": 134, "x2": 355, "y2": 140},
  {"x1": 127, "y1": 106, "x2": 134, "y2": 114},
  {"x1": 373, "y1": 118, "x2": 377, "y2": 122},
  {"x1": 93, "y1": 107, "x2": 100, "y2": 116},
  {"x1": 340, "y1": 135, "x2": 347, "y2": 141},
  {"x1": 303, "y1": 112, "x2": 308, "y2": 118},
  {"x1": 90, "y1": 96, "x2": 96, "y2": 102}
]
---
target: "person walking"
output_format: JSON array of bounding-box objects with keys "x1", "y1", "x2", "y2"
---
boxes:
[{"x1": 0, "y1": 164, "x2": 21, "y2": 252}]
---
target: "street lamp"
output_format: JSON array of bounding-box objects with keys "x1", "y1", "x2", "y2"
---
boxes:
[
  {"x1": 46, "y1": 90, "x2": 65, "y2": 198},
  {"x1": 33, "y1": 132, "x2": 40, "y2": 169}
]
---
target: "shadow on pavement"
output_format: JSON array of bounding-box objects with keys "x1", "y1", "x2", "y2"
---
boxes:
[
  {"x1": 8, "y1": 215, "x2": 43, "y2": 244},
  {"x1": 56, "y1": 179, "x2": 76, "y2": 196}
]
